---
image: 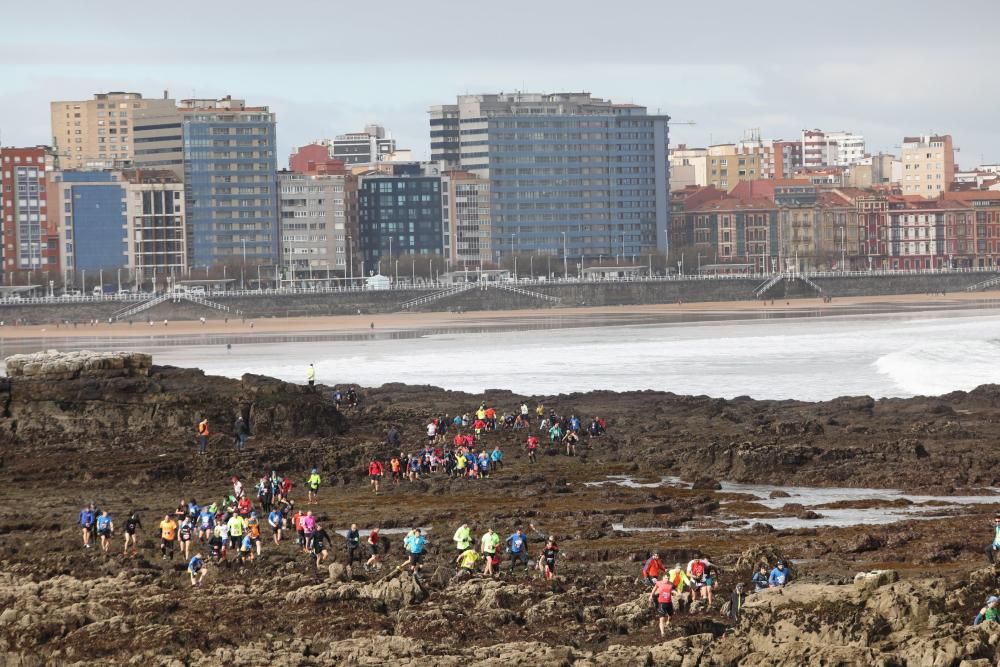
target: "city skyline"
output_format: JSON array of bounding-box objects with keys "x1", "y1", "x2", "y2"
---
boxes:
[{"x1": 2, "y1": 0, "x2": 999, "y2": 164}]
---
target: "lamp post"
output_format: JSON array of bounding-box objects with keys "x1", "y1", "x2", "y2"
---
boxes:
[
  {"x1": 510, "y1": 233, "x2": 516, "y2": 280},
  {"x1": 117, "y1": 268, "x2": 122, "y2": 294},
  {"x1": 561, "y1": 231, "x2": 568, "y2": 279},
  {"x1": 347, "y1": 234, "x2": 353, "y2": 285},
  {"x1": 394, "y1": 259, "x2": 399, "y2": 285}
]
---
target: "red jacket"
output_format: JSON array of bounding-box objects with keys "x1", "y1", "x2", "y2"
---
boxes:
[{"x1": 368, "y1": 461, "x2": 384, "y2": 476}]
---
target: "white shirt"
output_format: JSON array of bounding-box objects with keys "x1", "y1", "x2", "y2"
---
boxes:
[{"x1": 426, "y1": 423, "x2": 437, "y2": 437}]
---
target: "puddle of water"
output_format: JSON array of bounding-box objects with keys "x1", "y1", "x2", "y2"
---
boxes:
[{"x1": 598, "y1": 475, "x2": 1000, "y2": 532}]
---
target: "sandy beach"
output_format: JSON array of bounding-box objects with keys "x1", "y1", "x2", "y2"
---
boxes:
[{"x1": 2, "y1": 291, "x2": 1000, "y2": 341}]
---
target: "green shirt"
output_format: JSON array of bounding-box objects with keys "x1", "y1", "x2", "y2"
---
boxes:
[
  {"x1": 453, "y1": 526, "x2": 472, "y2": 550},
  {"x1": 481, "y1": 531, "x2": 501, "y2": 554}
]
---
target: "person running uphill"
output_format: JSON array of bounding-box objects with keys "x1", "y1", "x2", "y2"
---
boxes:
[
  {"x1": 481, "y1": 528, "x2": 501, "y2": 576},
  {"x1": 453, "y1": 523, "x2": 472, "y2": 554},
  {"x1": 401, "y1": 528, "x2": 428, "y2": 579},
  {"x1": 160, "y1": 515, "x2": 178, "y2": 560},
  {"x1": 642, "y1": 552, "x2": 666, "y2": 586},
  {"x1": 123, "y1": 512, "x2": 142, "y2": 557},
  {"x1": 541, "y1": 538, "x2": 559, "y2": 580}
]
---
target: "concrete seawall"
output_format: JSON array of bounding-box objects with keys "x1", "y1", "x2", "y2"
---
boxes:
[{"x1": 1, "y1": 272, "x2": 997, "y2": 322}]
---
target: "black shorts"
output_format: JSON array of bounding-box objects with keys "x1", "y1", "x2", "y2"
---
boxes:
[
  {"x1": 545, "y1": 559, "x2": 556, "y2": 572},
  {"x1": 370, "y1": 475, "x2": 381, "y2": 482},
  {"x1": 162, "y1": 539, "x2": 175, "y2": 549},
  {"x1": 369, "y1": 543, "x2": 379, "y2": 556},
  {"x1": 657, "y1": 601, "x2": 674, "y2": 617},
  {"x1": 312, "y1": 544, "x2": 327, "y2": 555},
  {"x1": 98, "y1": 529, "x2": 111, "y2": 537},
  {"x1": 409, "y1": 551, "x2": 424, "y2": 565}
]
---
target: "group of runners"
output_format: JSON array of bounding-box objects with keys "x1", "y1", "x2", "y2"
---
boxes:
[{"x1": 640, "y1": 552, "x2": 792, "y2": 636}]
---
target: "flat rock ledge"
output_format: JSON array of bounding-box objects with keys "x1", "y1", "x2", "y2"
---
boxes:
[{"x1": 5, "y1": 350, "x2": 153, "y2": 380}]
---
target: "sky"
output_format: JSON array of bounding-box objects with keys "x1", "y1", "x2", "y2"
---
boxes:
[{"x1": 3, "y1": 0, "x2": 999, "y2": 167}]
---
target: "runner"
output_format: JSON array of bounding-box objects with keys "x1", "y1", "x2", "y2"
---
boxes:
[
  {"x1": 247, "y1": 512, "x2": 262, "y2": 556},
  {"x1": 401, "y1": 528, "x2": 429, "y2": 578},
  {"x1": 312, "y1": 523, "x2": 331, "y2": 569},
  {"x1": 649, "y1": 573, "x2": 675, "y2": 637},
  {"x1": 526, "y1": 435, "x2": 539, "y2": 464},
  {"x1": 197, "y1": 504, "x2": 215, "y2": 542},
  {"x1": 196, "y1": 416, "x2": 209, "y2": 455},
  {"x1": 368, "y1": 458, "x2": 384, "y2": 495},
  {"x1": 301, "y1": 510, "x2": 317, "y2": 552},
  {"x1": 268, "y1": 506, "x2": 284, "y2": 545},
  {"x1": 96, "y1": 511, "x2": 114, "y2": 553},
  {"x1": 506, "y1": 529, "x2": 530, "y2": 574},
  {"x1": 123, "y1": 511, "x2": 142, "y2": 556},
  {"x1": 365, "y1": 527, "x2": 381, "y2": 571},
  {"x1": 188, "y1": 553, "x2": 208, "y2": 587},
  {"x1": 178, "y1": 516, "x2": 194, "y2": 560},
  {"x1": 159, "y1": 514, "x2": 178, "y2": 560},
  {"x1": 687, "y1": 554, "x2": 718, "y2": 603},
  {"x1": 490, "y1": 445, "x2": 504, "y2": 471},
  {"x1": 642, "y1": 552, "x2": 666, "y2": 586},
  {"x1": 79, "y1": 503, "x2": 96, "y2": 549},
  {"x1": 455, "y1": 547, "x2": 480, "y2": 580},
  {"x1": 238, "y1": 533, "x2": 255, "y2": 563},
  {"x1": 345, "y1": 523, "x2": 361, "y2": 572},
  {"x1": 563, "y1": 430, "x2": 579, "y2": 456},
  {"x1": 306, "y1": 468, "x2": 322, "y2": 504},
  {"x1": 453, "y1": 523, "x2": 472, "y2": 554},
  {"x1": 481, "y1": 528, "x2": 501, "y2": 576},
  {"x1": 541, "y1": 538, "x2": 559, "y2": 580},
  {"x1": 390, "y1": 456, "x2": 402, "y2": 486}
]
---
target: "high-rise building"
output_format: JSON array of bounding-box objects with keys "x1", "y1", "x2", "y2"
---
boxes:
[
  {"x1": 429, "y1": 92, "x2": 670, "y2": 259},
  {"x1": 131, "y1": 105, "x2": 184, "y2": 177},
  {"x1": 49, "y1": 171, "x2": 126, "y2": 275},
  {"x1": 442, "y1": 170, "x2": 491, "y2": 265},
  {"x1": 49, "y1": 169, "x2": 186, "y2": 281},
  {"x1": 900, "y1": 135, "x2": 955, "y2": 197},
  {"x1": 277, "y1": 170, "x2": 347, "y2": 274},
  {"x1": 327, "y1": 125, "x2": 397, "y2": 165},
  {"x1": 0, "y1": 146, "x2": 58, "y2": 273},
  {"x1": 801, "y1": 129, "x2": 866, "y2": 168},
  {"x1": 176, "y1": 96, "x2": 279, "y2": 267},
  {"x1": 773, "y1": 140, "x2": 804, "y2": 179},
  {"x1": 50, "y1": 92, "x2": 177, "y2": 170},
  {"x1": 357, "y1": 172, "x2": 443, "y2": 269}
]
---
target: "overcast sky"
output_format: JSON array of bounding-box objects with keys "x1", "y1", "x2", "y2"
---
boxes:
[{"x1": 3, "y1": 0, "x2": 999, "y2": 167}]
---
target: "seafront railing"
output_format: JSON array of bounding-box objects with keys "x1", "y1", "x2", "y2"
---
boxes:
[{"x1": 2, "y1": 265, "x2": 999, "y2": 307}]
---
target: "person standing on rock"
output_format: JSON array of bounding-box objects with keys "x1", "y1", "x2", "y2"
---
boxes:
[
  {"x1": 306, "y1": 364, "x2": 316, "y2": 392},
  {"x1": 196, "y1": 416, "x2": 209, "y2": 455},
  {"x1": 687, "y1": 554, "x2": 717, "y2": 604},
  {"x1": 649, "y1": 573, "x2": 675, "y2": 637},
  {"x1": 986, "y1": 514, "x2": 1000, "y2": 564},
  {"x1": 233, "y1": 416, "x2": 249, "y2": 451},
  {"x1": 79, "y1": 503, "x2": 96, "y2": 549},
  {"x1": 751, "y1": 564, "x2": 769, "y2": 593}
]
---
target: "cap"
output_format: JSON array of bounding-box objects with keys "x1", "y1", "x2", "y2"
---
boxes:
[
  {"x1": 777, "y1": 560, "x2": 786, "y2": 566},
  {"x1": 989, "y1": 596, "x2": 999, "y2": 605}
]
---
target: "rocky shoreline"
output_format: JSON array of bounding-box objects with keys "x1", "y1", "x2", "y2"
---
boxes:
[{"x1": 1, "y1": 353, "x2": 1000, "y2": 665}]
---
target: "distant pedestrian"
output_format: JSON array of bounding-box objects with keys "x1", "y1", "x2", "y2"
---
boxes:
[
  {"x1": 196, "y1": 416, "x2": 209, "y2": 455},
  {"x1": 306, "y1": 364, "x2": 316, "y2": 392},
  {"x1": 233, "y1": 415, "x2": 249, "y2": 451}
]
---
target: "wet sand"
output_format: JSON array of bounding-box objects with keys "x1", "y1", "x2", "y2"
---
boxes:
[{"x1": 2, "y1": 291, "x2": 1000, "y2": 342}]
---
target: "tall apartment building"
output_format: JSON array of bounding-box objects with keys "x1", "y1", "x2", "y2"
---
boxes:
[
  {"x1": 357, "y1": 173, "x2": 443, "y2": 268},
  {"x1": 50, "y1": 92, "x2": 177, "y2": 170},
  {"x1": 442, "y1": 170, "x2": 491, "y2": 265},
  {"x1": 429, "y1": 92, "x2": 670, "y2": 259},
  {"x1": 900, "y1": 135, "x2": 955, "y2": 197},
  {"x1": 49, "y1": 169, "x2": 186, "y2": 279},
  {"x1": 277, "y1": 170, "x2": 347, "y2": 274},
  {"x1": 0, "y1": 147, "x2": 58, "y2": 273},
  {"x1": 801, "y1": 129, "x2": 866, "y2": 168},
  {"x1": 773, "y1": 140, "x2": 804, "y2": 179},
  {"x1": 131, "y1": 105, "x2": 184, "y2": 177},
  {"x1": 49, "y1": 171, "x2": 127, "y2": 274},
  {"x1": 327, "y1": 125, "x2": 397, "y2": 165},
  {"x1": 175, "y1": 96, "x2": 278, "y2": 267}
]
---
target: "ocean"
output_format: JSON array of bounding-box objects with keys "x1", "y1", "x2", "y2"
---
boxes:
[{"x1": 139, "y1": 307, "x2": 1000, "y2": 401}]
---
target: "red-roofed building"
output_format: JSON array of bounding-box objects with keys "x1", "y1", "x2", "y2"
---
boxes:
[
  {"x1": 289, "y1": 143, "x2": 347, "y2": 175},
  {"x1": 0, "y1": 146, "x2": 59, "y2": 275}
]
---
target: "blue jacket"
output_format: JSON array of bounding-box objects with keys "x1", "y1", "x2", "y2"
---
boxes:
[
  {"x1": 79, "y1": 509, "x2": 95, "y2": 526},
  {"x1": 768, "y1": 567, "x2": 788, "y2": 587},
  {"x1": 507, "y1": 533, "x2": 527, "y2": 553}
]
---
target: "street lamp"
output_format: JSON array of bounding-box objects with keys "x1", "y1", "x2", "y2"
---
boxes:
[
  {"x1": 561, "y1": 232, "x2": 568, "y2": 279},
  {"x1": 347, "y1": 234, "x2": 353, "y2": 285},
  {"x1": 510, "y1": 233, "x2": 516, "y2": 280}
]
